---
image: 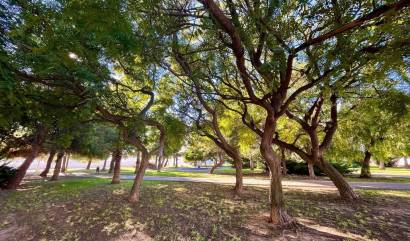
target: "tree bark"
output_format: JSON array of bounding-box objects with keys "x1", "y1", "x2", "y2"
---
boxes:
[
  {"x1": 108, "y1": 154, "x2": 115, "y2": 173},
  {"x1": 61, "y1": 155, "x2": 67, "y2": 173},
  {"x1": 260, "y1": 118, "x2": 295, "y2": 226},
  {"x1": 5, "y1": 127, "x2": 47, "y2": 189},
  {"x1": 175, "y1": 155, "x2": 178, "y2": 167},
  {"x1": 308, "y1": 162, "x2": 316, "y2": 179},
  {"x1": 317, "y1": 158, "x2": 358, "y2": 199},
  {"x1": 379, "y1": 160, "x2": 385, "y2": 170},
  {"x1": 405, "y1": 157, "x2": 409, "y2": 168},
  {"x1": 111, "y1": 148, "x2": 122, "y2": 184},
  {"x1": 360, "y1": 150, "x2": 372, "y2": 178},
  {"x1": 86, "y1": 158, "x2": 92, "y2": 170},
  {"x1": 102, "y1": 157, "x2": 108, "y2": 171},
  {"x1": 233, "y1": 157, "x2": 243, "y2": 194},
  {"x1": 40, "y1": 150, "x2": 56, "y2": 178},
  {"x1": 50, "y1": 151, "x2": 65, "y2": 181},
  {"x1": 128, "y1": 152, "x2": 150, "y2": 203}
]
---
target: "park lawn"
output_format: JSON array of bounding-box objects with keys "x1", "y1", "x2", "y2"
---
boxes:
[
  {"x1": 352, "y1": 166, "x2": 410, "y2": 175},
  {"x1": 1, "y1": 177, "x2": 410, "y2": 241}
]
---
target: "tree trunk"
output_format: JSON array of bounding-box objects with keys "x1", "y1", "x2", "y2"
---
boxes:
[
  {"x1": 128, "y1": 152, "x2": 150, "y2": 203},
  {"x1": 360, "y1": 150, "x2": 372, "y2": 178},
  {"x1": 5, "y1": 127, "x2": 47, "y2": 189},
  {"x1": 175, "y1": 155, "x2": 178, "y2": 168},
  {"x1": 233, "y1": 158, "x2": 243, "y2": 194},
  {"x1": 61, "y1": 155, "x2": 67, "y2": 173},
  {"x1": 317, "y1": 158, "x2": 358, "y2": 200},
  {"x1": 308, "y1": 162, "x2": 316, "y2": 179},
  {"x1": 164, "y1": 157, "x2": 169, "y2": 167},
  {"x1": 65, "y1": 153, "x2": 70, "y2": 171},
  {"x1": 259, "y1": 118, "x2": 295, "y2": 226},
  {"x1": 405, "y1": 157, "x2": 409, "y2": 169},
  {"x1": 40, "y1": 150, "x2": 56, "y2": 178},
  {"x1": 379, "y1": 160, "x2": 385, "y2": 170},
  {"x1": 102, "y1": 157, "x2": 108, "y2": 171},
  {"x1": 50, "y1": 151, "x2": 65, "y2": 181},
  {"x1": 134, "y1": 152, "x2": 141, "y2": 174},
  {"x1": 209, "y1": 156, "x2": 224, "y2": 174},
  {"x1": 111, "y1": 148, "x2": 122, "y2": 184},
  {"x1": 86, "y1": 158, "x2": 92, "y2": 170},
  {"x1": 108, "y1": 154, "x2": 115, "y2": 173}
]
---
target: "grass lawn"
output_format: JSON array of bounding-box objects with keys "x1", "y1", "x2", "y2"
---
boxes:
[
  {"x1": 351, "y1": 166, "x2": 410, "y2": 175},
  {"x1": 1, "y1": 177, "x2": 409, "y2": 241}
]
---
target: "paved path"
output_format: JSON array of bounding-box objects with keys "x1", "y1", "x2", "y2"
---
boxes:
[{"x1": 70, "y1": 173, "x2": 410, "y2": 191}]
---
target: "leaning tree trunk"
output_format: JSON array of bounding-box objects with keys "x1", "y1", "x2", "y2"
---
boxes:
[
  {"x1": 209, "y1": 158, "x2": 224, "y2": 174},
  {"x1": 308, "y1": 162, "x2": 316, "y2": 179},
  {"x1": 111, "y1": 148, "x2": 122, "y2": 184},
  {"x1": 40, "y1": 150, "x2": 56, "y2": 178},
  {"x1": 317, "y1": 158, "x2": 358, "y2": 200},
  {"x1": 102, "y1": 157, "x2": 108, "y2": 171},
  {"x1": 5, "y1": 127, "x2": 47, "y2": 189},
  {"x1": 61, "y1": 155, "x2": 67, "y2": 173},
  {"x1": 360, "y1": 150, "x2": 372, "y2": 178},
  {"x1": 108, "y1": 154, "x2": 115, "y2": 174},
  {"x1": 50, "y1": 151, "x2": 65, "y2": 181},
  {"x1": 86, "y1": 158, "x2": 92, "y2": 170},
  {"x1": 128, "y1": 152, "x2": 150, "y2": 203},
  {"x1": 379, "y1": 160, "x2": 385, "y2": 170},
  {"x1": 233, "y1": 157, "x2": 243, "y2": 194}
]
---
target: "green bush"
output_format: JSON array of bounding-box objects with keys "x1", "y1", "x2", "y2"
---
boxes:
[
  {"x1": 285, "y1": 160, "x2": 352, "y2": 176},
  {"x1": 0, "y1": 164, "x2": 17, "y2": 189}
]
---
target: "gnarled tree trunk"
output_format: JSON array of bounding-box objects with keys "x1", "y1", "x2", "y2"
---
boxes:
[
  {"x1": 308, "y1": 162, "x2": 316, "y2": 179},
  {"x1": 111, "y1": 148, "x2": 122, "y2": 184},
  {"x1": 5, "y1": 127, "x2": 47, "y2": 189},
  {"x1": 50, "y1": 151, "x2": 65, "y2": 181},
  {"x1": 40, "y1": 150, "x2": 56, "y2": 178},
  {"x1": 233, "y1": 157, "x2": 243, "y2": 194},
  {"x1": 360, "y1": 150, "x2": 372, "y2": 178},
  {"x1": 128, "y1": 152, "x2": 150, "y2": 203},
  {"x1": 260, "y1": 119, "x2": 295, "y2": 226},
  {"x1": 280, "y1": 148, "x2": 287, "y2": 176},
  {"x1": 134, "y1": 152, "x2": 141, "y2": 174},
  {"x1": 317, "y1": 158, "x2": 358, "y2": 200}
]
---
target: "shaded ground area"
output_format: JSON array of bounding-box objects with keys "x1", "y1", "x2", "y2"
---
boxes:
[{"x1": 1, "y1": 177, "x2": 410, "y2": 241}]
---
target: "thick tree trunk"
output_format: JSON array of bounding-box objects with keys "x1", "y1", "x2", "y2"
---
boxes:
[
  {"x1": 134, "y1": 152, "x2": 141, "y2": 174},
  {"x1": 250, "y1": 158, "x2": 255, "y2": 171},
  {"x1": 5, "y1": 127, "x2": 47, "y2": 189},
  {"x1": 233, "y1": 158, "x2": 243, "y2": 194},
  {"x1": 50, "y1": 151, "x2": 65, "y2": 181},
  {"x1": 360, "y1": 151, "x2": 372, "y2": 178},
  {"x1": 260, "y1": 119, "x2": 295, "y2": 226},
  {"x1": 61, "y1": 155, "x2": 67, "y2": 173},
  {"x1": 128, "y1": 152, "x2": 150, "y2": 203},
  {"x1": 379, "y1": 161, "x2": 385, "y2": 170},
  {"x1": 317, "y1": 158, "x2": 358, "y2": 200},
  {"x1": 86, "y1": 158, "x2": 92, "y2": 170},
  {"x1": 405, "y1": 157, "x2": 409, "y2": 168},
  {"x1": 40, "y1": 150, "x2": 56, "y2": 178},
  {"x1": 111, "y1": 148, "x2": 122, "y2": 184},
  {"x1": 108, "y1": 155, "x2": 115, "y2": 174},
  {"x1": 308, "y1": 162, "x2": 316, "y2": 179},
  {"x1": 102, "y1": 157, "x2": 108, "y2": 171}
]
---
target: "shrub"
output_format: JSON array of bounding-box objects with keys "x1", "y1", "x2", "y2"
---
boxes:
[
  {"x1": 285, "y1": 160, "x2": 352, "y2": 176},
  {"x1": 0, "y1": 164, "x2": 17, "y2": 189}
]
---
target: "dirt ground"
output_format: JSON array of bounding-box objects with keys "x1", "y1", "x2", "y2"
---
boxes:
[{"x1": 0, "y1": 177, "x2": 409, "y2": 241}]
